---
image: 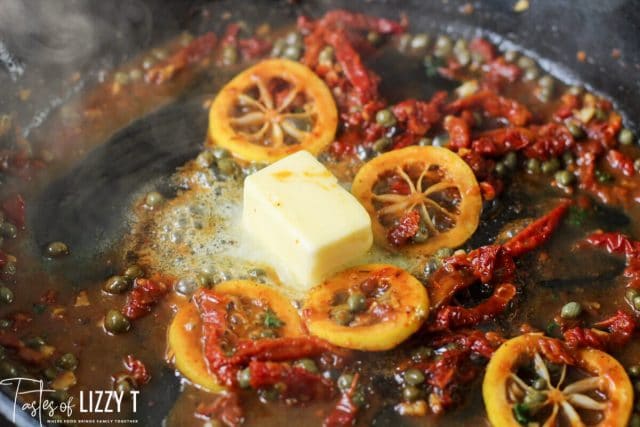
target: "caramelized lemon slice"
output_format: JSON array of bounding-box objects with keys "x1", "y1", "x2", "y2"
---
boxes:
[
  {"x1": 208, "y1": 59, "x2": 338, "y2": 163},
  {"x1": 302, "y1": 264, "x2": 429, "y2": 351},
  {"x1": 483, "y1": 333, "x2": 633, "y2": 427},
  {"x1": 351, "y1": 146, "x2": 482, "y2": 256}
]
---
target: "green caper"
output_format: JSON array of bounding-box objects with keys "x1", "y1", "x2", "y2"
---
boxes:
[
  {"x1": 538, "y1": 75, "x2": 554, "y2": 89},
  {"x1": 626, "y1": 288, "x2": 639, "y2": 304},
  {"x1": 237, "y1": 368, "x2": 251, "y2": 388},
  {"x1": 517, "y1": 56, "x2": 535, "y2": 69},
  {"x1": 566, "y1": 121, "x2": 585, "y2": 139},
  {"x1": 635, "y1": 158, "x2": 640, "y2": 173},
  {"x1": 145, "y1": 191, "x2": 164, "y2": 207},
  {"x1": 372, "y1": 137, "x2": 393, "y2": 153},
  {"x1": 594, "y1": 108, "x2": 608, "y2": 121},
  {"x1": 222, "y1": 45, "x2": 238, "y2": 65},
  {"x1": 0, "y1": 319, "x2": 11, "y2": 329},
  {"x1": 562, "y1": 151, "x2": 575, "y2": 166},
  {"x1": 294, "y1": 358, "x2": 319, "y2": 373},
  {"x1": 152, "y1": 48, "x2": 167, "y2": 60},
  {"x1": 217, "y1": 158, "x2": 240, "y2": 177},
  {"x1": 532, "y1": 378, "x2": 547, "y2": 390},
  {"x1": 628, "y1": 365, "x2": 640, "y2": 377},
  {"x1": 352, "y1": 388, "x2": 366, "y2": 407},
  {"x1": 560, "y1": 301, "x2": 582, "y2": 319},
  {"x1": 494, "y1": 162, "x2": 507, "y2": 176},
  {"x1": 404, "y1": 368, "x2": 425, "y2": 386},
  {"x1": 212, "y1": 147, "x2": 231, "y2": 159},
  {"x1": 619, "y1": 128, "x2": 635, "y2": 146},
  {"x1": 174, "y1": 276, "x2": 207, "y2": 296},
  {"x1": 0, "y1": 222, "x2": 17, "y2": 239},
  {"x1": 502, "y1": 152, "x2": 517, "y2": 170},
  {"x1": 411, "y1": 346, "x2": 433, "y2": 362},
  {"x1": 523, "y1": 67, "x2": 539, "y2": 81},
  {"x1": 103, "y1": 276, "x2": 129, "y2": 294},
  {"x1": 45, "y1": 241, "x2": 69, "y2": 258},
  {"x1": 434, "y1": 35, "x2": 452, "y2": 57},
  {"x1": 271, "y1": 38, "x2": 285, "y2": 57},
  {"x1": 347, "y1": 292, "x2": 366, "y2": 313},
  {"x1": 57, "y1": 353, "x2": 78, "y2": 371},
  {"x1": 455, "y1": 49, "x2": 471, "y2": 66},
  {"x1": 526, "y1": 158, "x2": 541, "y2": 173},
  {"x1": 129, "y1": 69, "x2": 142, "y2": 81},
  {"x1": 432, "y1": 134, "x2": 450, "y2": 147},
  {"x1": 337, "y1": 373, "x2": 355, "y2": 392},
  {"x1": 123, "y1": 265, "x2": 144, "y2": 282},
  {"x1": 397, "y1": 34, "x2": 411, "y2": 52},
  {"x1": 541, "y1": 158, "x2": 560, "y2": 174},
  {"x1": 2, "y1": 262, "x2": 16, "y2": 276},
  {"x1": 318, "y1": 46, "x2": 334, "y2": 65},
  {"x1": 410, "y1": 33, "x2": 429, "y2": 50},
  {"x1": 554, "y1": 170, "x2": 575, "y2": 187},
  {"x1": 537, "y1": 86, "x2": 553, "y2": 102},
  {"x1": 633, "y1": 295, "x2": 640, "y2": 311},
  {"x1": 114, "y1": 72, "x2": 129, "y2": 85},
  {"x1": 114, "y1": 377, "x2": 133, "y2": 394},
  {"x1": 418, "y1": 137, "x2": 432, "y2": 146},
  {"x1": 375, "y1": 109, "x2": 397, "y2": 127},
  {"x1": 402, "y1": 385, "x2": 421, "y2": 402},
  {"x1": 504, "y1": 50, "x2": 518, "y2": 62},
  {"x1": 43, "y1": 367, "x2": 59, "y2": 380},
  {"x1": 367, "y1": 31, "x2": 381, "y2": 46},
  {"x1": 285, "y1": 31, "x2": 303, "y2": 46},
  {"x1": 282, "y1": 45, "x2": 301, "y2": 61},
  {"x1": 331, "y1": 305, "x2": 354, "y2": 325},
  {"x1": 104, "y1": 309, "x2": 131, "y2": 334},
  {"x1": 0, "y1": 286, "x2": 13, "y2": 304},
  {"x1": 0, "y1": 361, "x2": 18, "y2": 378}
]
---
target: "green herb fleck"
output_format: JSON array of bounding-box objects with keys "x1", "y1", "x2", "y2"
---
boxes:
[
  {"x1": 566, "y1": 206, "x2": 588, "y2": 227},
  {"x1": 513, "y1": 403, "x2": 531, "y2": 425},
  {"x1": 264, "y1": 309, "x2": 283, "y2": 329},
  {"x1": 595, "y1": 169, "x2": 613, "y2": 184}
]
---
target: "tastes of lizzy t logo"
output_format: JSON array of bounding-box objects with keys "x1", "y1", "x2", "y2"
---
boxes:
[{"x1": 0, "y1": 377, "x2": 140, "y2": 425}]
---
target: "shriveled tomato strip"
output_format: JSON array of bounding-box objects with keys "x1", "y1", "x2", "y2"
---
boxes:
[
  {"x1": 249, "y1": 361, "x2": 334, "y2": 401},
  {"x1": 585, "y1": 231, "x2": 640, "y2": 289},
  {"x1": 447, "y1": 90, "x2": 532, "y2": 126},
  {"x1": 123, "y1": 354, "x2": 150, "y2": 386},
  {"x1": 196, "y1": 393, "x2": 244, "y2": 427},
  {"x1": 122, "y1": 278, "x2": 169, "y2": 320},
  {"x1": 387, "y1": 210, "x2": 420, "y2": 247},
  {"x1": 323, "y1": 373, "x2": 360, "y2": 427},
  {"x1": 563, "y1": 310, "x2": 636, "y2": 350}
]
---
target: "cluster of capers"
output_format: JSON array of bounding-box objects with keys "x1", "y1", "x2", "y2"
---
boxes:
[
  {"x1": 271, "y1": 31, "x2": 304, "y2": 61},
  {"x1": 42, "y1": 352, "x2": 79, "y2": 392},
  {"x1": 102, "y1": 264, "x2": 145, "y2": 335},
  {"x1": 398, "y1": 346, "x2": 434, "y2": 403},
  {"x1": 115, "y1": 43, "x2": 175, "y2": 86},
  {"x1": 625, "y1": 288, "x2": 640, "y2": 312},
  {"x1": 330, "y1": 290, "x2": 368, "y2": 326},
  {"x1": 336, "y1": 372, "x2": 366, "y2": 406},
  {"x1": 526, "y1": 151, "x2": 576, "y2": 188},
  {"x1": 195, "y1": 147, "x2": 265, "y2": 180},
  {"x1": 371, "y1": 109, "x2": 397, "y2": 154},
  {"x1": 112, "y1": 372, "x2": 137, "y2": 395},
  {"x1": 494, "y1": 151, "x2": 518, "y2": 177},
  {"x1": 175, "y1": 266, "x2": 233, "y2": 297}
]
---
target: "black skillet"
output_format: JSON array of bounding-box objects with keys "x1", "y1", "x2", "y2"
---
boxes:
[{"x1": 1, "y1": 0, "x2": 639, "y2": 425}]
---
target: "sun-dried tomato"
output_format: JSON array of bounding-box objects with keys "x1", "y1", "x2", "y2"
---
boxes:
[
  {"x1": 585, "y1": 231, "x2": 640, "y2": 289},
  {"x1": 469, "y1": 38, "x2": 496, "y2": 63},
  {"x1": 606, "y1": 149, "x2": 635, "y2": 177},
  {"x1": 196, "y1": 392, "x2": 244, "y2": 427},
  {"x1": 123, "y1": 354, "x2": 150, "y2": 386},
  {"x1": 444, "y1": 115, "x2": 471, "y2": 149},
  {"x1": 249, "y1": 361, "x2": 334, "y2": 402},
  {"x1": 121, "y1": 278, "x2": 169, "y2": 320},
  {"x1": 447, "y1": 90, "x2": 532, "y2": 126},
  {"x1": 386, "y1": 210, "x2": 420, "y2": 247},
  {"x1": 563, "y1": 310, "x2": 636, "y2": 350}
]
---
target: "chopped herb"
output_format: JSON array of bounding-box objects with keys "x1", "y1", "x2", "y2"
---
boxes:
[
  {"x1": 264, "y1": 309, "x2": 283, "y2": 329},
  {"x1": 513, "y1": 403, "x2": 531, "y2": 425},
  {"x1": 595, "y1": 169, "x2": 613, "y2": 183},
  {"x1": 566, "y1": 206, "x2": 588, "y2": 227}
]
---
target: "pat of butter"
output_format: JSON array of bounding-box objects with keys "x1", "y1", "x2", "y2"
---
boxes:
[{"x1": 243, "y1": 151, "x2": 373, "y2": 290}]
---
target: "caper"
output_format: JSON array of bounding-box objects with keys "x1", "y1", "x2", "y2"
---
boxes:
[
  {"x1": 494, "y1": 162, "x2": 507, "y2": 176},
  {"x1": 217, "y1": 158, "x2": 240, "y2": 177},
  {"x1": 541, "y1": 158, "x2": 560, "y2": 174},
  {"x1": 628, "y1": 365, "x2": 640, "y2": 377},
  {"x1": 432, "y1": 134, "x2": 449, "y2": 147},
  {"x1": 635, "y1": 158, "x2": 640, "y2": 173},
  {"x1": 560, "y1": 301, "x2": 582, "y2": 319},
  {"x1": 538, "y1": 75, "x2": 554, "y2": 89},
  {"x1": 410, "y1": 33, "x2": 429, "y2": 50},
  {"x1": 502, "y1": 152, "x2": 517, "y2": 170},
  {"x1": 532, "y1": 378, "x2": 547, "y2": 390},
  {"x1": 114, "y1": 377, "x2": 133, "y2": 394},
  {"x1": 633, "y1": 295, "x2": 640, "y2": 311},
  {"x1": 282, "y1": 45, "x2": 301, "y2": 61},
  {"x1": 411, "y1": 346, "x2": 433, "y2": 362},
  {"x1": 145, "y1": 191, "x2": 164, "y2": 207},
  {"x1": 504, "y1": 50, "x2": 518, "y2": 62},
  {"x1": 523, "y1": 67, "x2": 540, "y2": 81},
  {"x1": 517, "y1": 56, "x2": 535, "y2": 69},
  {"x1": 0, "y1": 319, "x2": 11, "y2": 329},
  {"x1": 626, "y1": 288, "x2": 639, "y2": 304},
  {"x1": 174, "y1": 276, "x2": 205, "y2": 296},
  {"x1": 57, "y1": 353, "x2": 78, "y2": 371},
  {"x1": 526, "y1": 158, "x2": 541, "y2": 173},
  {"x1": 567, "y1": 120, "x2": 585, "y2": 139},
  {"x1": 404, "y1": 368, "x2": 425, "y2": 386},
  {"x1": 562, "y1": 151, "x2": 575, "y2": 166},
  {"x1": 2, "y1": 262, "x2": 15, "y2": 276},
  {"x1": 212, "y1": 147, "x2": 231, "y2": 159},
  {"x1": 397, "y1": 34, "x2": 411, "y2": 52},
  {"x1": 180, "y1": 32, "x2": 194, "y2": 46},
  {"x1": 367, "y1": 31, "x2": 381, "y2": 46},
  {"x1": 104, "y1": 309, "x2": 131, "y2": 334},
  {"x1": 114, "y1": 72, "x2": 129, "y2": 85},
  {"x1": 455, "y1": 49, "x2": 471, "y2": 66},
  {"x1": 285, "y1": 31, "x2": 303, "y2": 46},
  {"x1": 372, "y1": 137, "x2": 393, "y2": 153},
  {"x1": 594, "y1": 108, "x2": 608, "y2": 121},
  {"x1": 0, "y1": 361, "x2": 18, "y2": 378},
  {"x1": 45, "y1": 241, "x2": 69, "y2": 258},
  {"x1": 43, "y1": 367, "x2": 59, "y2": 380},
  {"x1": 554, "y1": 170, "x2": 575, "y2": 187},
  {"x1": 129, "y1": 69, "x2": 142, "y2": 81},
  {"x1": 103, "y1": 276, "x2": 129, "y2": 294},
  {"x1": 402, "y1": 385, "x2": 421, "y2": 402},
  {"x1": 352, "y1": 388, "x2": 366, "y2": 407},
  {"x1": 0, "y1": 287, "x2": 13, "y2": 304},
  {"x1": 318, "y1": 46, "x2": 334, "y2": 65},
  {"x1": 271, "y1": 39, "x2": 285, "y2": 57},
  {"x1": 237, "y1": 368, "x2": 251, "y2": 388},
  {"x1": 347, "y1": 292, "x2": 366, "y2": 313},
  {"x1": 0, "y1": 223, "x2": 17, "y2": 239},
  {"x1": 375, "y1": 109, "x2": 397, "y2": 127},
  {"x1": 331, "y1": 305, "x2": 354, "y2": 326},
  {"x1": 123, "y1": 265, "x2": 144, "y2": 282},
  {"x1": 221, "y1": 45, "x2": 238, "y2": 65},
  {"x1": 434, "y1": 35, "x2": 452, "y2": 57},
  {"x1": 152, "y1": 48, "x2": 168, "y2": 60},
  {"x1": 537, "y1": 86, "x2": 553, "y2": 102},
  {"x1": 294, "y1": 358, "x2": 319, "y2": 373},
  {"x1": 418, "y1": 137, "x2": 432, "y2": 146},
  {"x1": 337, "y1": 373, "x2": 355, "y2": 392},
  {"x1": 619, "y1": 128, "x2": 635, "y2": 146}
]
